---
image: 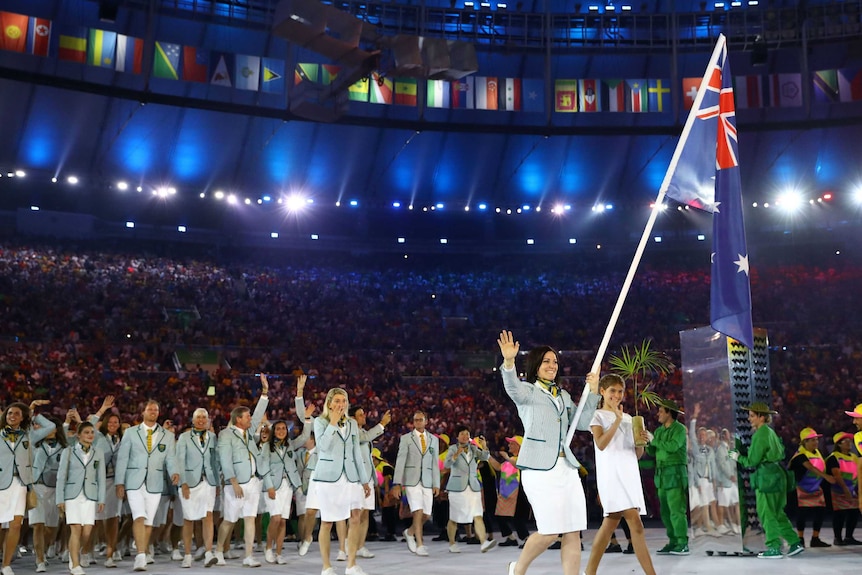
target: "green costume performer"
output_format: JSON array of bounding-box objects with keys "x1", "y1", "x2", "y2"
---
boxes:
[
  {"x1": 646, "y1": 399, "x2": 689, "y2": 556},
  {"x1": 729, "y1": 402, "x2": 803, "y2": 559}
]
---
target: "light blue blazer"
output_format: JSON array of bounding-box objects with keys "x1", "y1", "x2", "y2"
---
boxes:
[
  {"x1": 88, "y1": 415, "x2": 121, "y2": 479},
  {"x1": 114, "y1": 423, "x2": 178, "y2": 493},
  {"x1": 393, "y1": 431, "x2": 441, "y2": 489},
  {"x1": 56, "y1": 445, "x2": 107, "y2": 505},
  {"x1": 357, "y1": 423, "x2": 385, "y2": 486},
  {"x1": 33, "y1": 440, "x2": 64, "y2": 488},
  {"x1": 444, "y1": 443, "x2": 490, "y2": 492},
  {"x1": 0, "y1": 414, "x2": 57, "y2": 489},
  {"x1": 501, "y1": 365, "x2": 599, "y2": 471},
  {"x1": 264, "y1": 419, "x2": 312, "y2": 491},
  {"x1": 218, "y1": 396, "x2": 269, "y2": 485},
  {"x1": 176, "y1": 429, "x2": 219, "y2": 488},
  {"x1": 310, "y1": 417, "x2": 369, "y2": 484}
]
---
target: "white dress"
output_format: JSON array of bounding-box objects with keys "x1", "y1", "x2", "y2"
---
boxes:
[{"x1": 590, "y1": 410, "x2": 646, "y2": 515}]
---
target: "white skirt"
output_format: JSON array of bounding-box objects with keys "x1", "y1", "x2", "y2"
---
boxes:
[
  {"x1": 65, "y1": 491, "x2": 96, "y2": 526},
  {"x1": 265, "y1": 481, "x2": 294, "y2": 517},
  {"x1": 28, "y1": 484, "x2": 60, "y2": 527},
  {"x1": 449, "y1": 489, "x2": 483, "y2": 523},
  {"x1": 0, "y1": 477, "x2": 27, "y2": 523},
  {"x1": 180, "y1": 482, "x2": 216, "y2": 521},
  {"x1": 521, "y1": 458, "x2": 587, "y2": 534},
  {"x1": 311, "y1": 475, "x2": 364, "y2": 522}
]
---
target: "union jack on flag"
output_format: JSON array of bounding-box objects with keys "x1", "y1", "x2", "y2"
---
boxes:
[{"x1": 662, "y1": 34, "x2": 753, "y2": 349}]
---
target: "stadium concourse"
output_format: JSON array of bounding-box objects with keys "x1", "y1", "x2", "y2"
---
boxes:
[{"x1": 7, "y1": 530, "x2": 861, "y2": 575}]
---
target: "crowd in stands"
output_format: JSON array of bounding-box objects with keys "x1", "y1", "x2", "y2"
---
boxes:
[{"x1": 1, "y1": 238, "x2": 861, "y2": 468}]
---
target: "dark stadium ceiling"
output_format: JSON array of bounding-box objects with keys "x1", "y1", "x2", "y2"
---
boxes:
[{"x1": 1, "y1": 0, "x2": 862, "y2": 234}]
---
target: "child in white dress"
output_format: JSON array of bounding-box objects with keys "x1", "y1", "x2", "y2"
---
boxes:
[{"x1": 584, "y1": 374, "x2": 656, "y2": 575}]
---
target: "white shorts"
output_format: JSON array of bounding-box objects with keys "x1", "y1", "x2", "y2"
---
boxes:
[
  {"x1": 65, "y1": 492, "x2": 97, "y2": 526},
  {"x1": 312, "y1": 476, "x2": 364, "y2": 523},
  {"x1": 127, "y1": 489, "x2": 162, "y2": 526},
  {"x1": 697, "y1": 478, "x2": 716, "y2": 504},
  {"x1": 222, "y1": 478, "x2": 262, "y2": 523},
  {"x1": 449, "y1": 489, "x2": 483, "y2": 524},
  {"x1": 688, "y1": 484, "x2": 703, "y2": 508},
  {"x1": 96, "y1": 478, "x2": 120, "y2": 520},
  {"x1": 522, "y1": 459, "x2": 587, "y2": 535},
  {"x1": 0, "y1": 478, "x2": 27, "y2": 523},
  {"x1": 29, "y1": 484, "x2": 60, "y2": 527},
  {"x1": 265, "y1": 482, "x2": 294, "y2": 518},
  {"x1": 360, "y1": 481, "x2": 375, "y2": 511},
  {"x1": 180, "y1": 483, "x2": 216, "y2": 521},
  {"x1": 717, "y1": 486, "x2": 738, "y2": 507},
  {"x1": 404, "y1": 484, "x2": 433, "y2": 514}
]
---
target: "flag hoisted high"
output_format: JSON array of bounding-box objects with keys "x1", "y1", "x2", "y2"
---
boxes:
[{"x1": 663, "y1": 34, "x2": 754, "y2": 349}]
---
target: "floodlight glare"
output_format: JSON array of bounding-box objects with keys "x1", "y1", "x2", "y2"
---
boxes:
[
  {"x1": 214, "y1": 190, "x2": 225, "y2": 200},
  {"x1": 397, "y1": 237, "x2": 406, "y2": 244},
  {"x1": 117, "y1": 181, "x2": 129, "y2": 191},
  {"x1": 285, "y1": 195, "x2": 306, "y2": 211},
  {"x1": 392, "y1": 201, "x2": 401, "y2": 208},
  {"x1": 697, "y1": 234, "x2": 706, "y2": 241},
  {"x1": 227, "y1": 194, "x2": 237, "y2": 205},
  {"x1": 436, "y1": 202, "x2": 444, "y2": 209},
  {"x1": 271, "y1": 232, "x2": 279, "y2": 239},
  {"x1": 199, "y1": 193, "x2": 206, "y2": 199},
  {"x1": 177, "y1": 226, "x2": 187, "y2": 233},
  {"x1": 30, "y1": 206, "x2": 39, "y2": 211},
  {"x1": 776, "y1": 190, "x2": 803, "y2": 212},
  {"x1": 244, "y1": 198, "x2": 251, "y2": 205},
  {"x1": 440, "y1": 238, "x2": 448, "y2": 244},
  {"x1": 262, "y1": 195, "x2": 272, "y2": 202},
  {"x1": 349, "y1": 200, "x2": 358, "y2": 207},
  {"x1": 311, "y1": 234, "x2": 319, "y2": 240},
  {"x1": 853, "y1": 187, "x2": 862, "y2": 204},
  {"x1": 569, "y1": 238, "x2": 577, "y2": 244},
  {"x1": 592, "y1": 204, "x2": 605, "y2": 213},
  {"x1": 136, "y1": 186, "x2": 143, "y2": 192},
  {"x1": 522, "y1": 204, "x2": 531, "y2": 211},
  {"x1": 51, "y1": 177, "x2": 58, "y2": 183},
  {"x1": 67, "y1": 176, "x2": 79, "y2": 184},
  {"x1": 15, "y1": 170, "x2": 25, "y2": 177},
  {"x1": 464, "y1": 205, "x2": 470, "y2": 212},
  {"x1": 654, "y1": 236, "x2": 662, "y2": 243},
  {"x1": 526, "y1": 239, "x2": 534, "y2": 245},
  {"x1": 478, "y1": 203, "x2": 487, "y2": 210},
  {"x1": 125, "y1": 221, "x2": 135, "y2": 228}
]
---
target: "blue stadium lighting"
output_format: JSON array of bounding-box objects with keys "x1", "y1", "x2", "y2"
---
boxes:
[
  {"x1": 522, "y1": 204, "x2": 531, "y2": 211},
  {"x1": 853, "y1": 187, "x2": 862, "y2": 204},
  {"x1": 423, "y1": 206, "x2": 430, "y2": 212},
  {"x1": 285, "y1": 195, "x2": 306, "y2": 211},
  {"x1": 408, "y1": 204, "x2": 414, "y2": 210},
  {"x1": 553, "y1": 204, "x2": 564, "y2": 214},
  {"x1": 497, "y1": 3, "x2": 507, "y2": 9},
  {"x1": 67, "y1": 176, "x2": 79, "y2": 185},
  {"x1": 51, "y1": 177, "x2": 58, "y2": 183},
  {"x1": 306, "y1": 199, "x2": 314, "y2": 205},
  {"x1": 125, "y1": 221, "x2": 135, "y2": 228},
  {"x1": 349, "y1": 200, "x2": 359, "y2": 207},
  {"x1": 199, "y1": 192, "x2": 206, "y2": 199},
  {"x1": 763, "y1": 202, "x2": 770, "y2": 208},
  {"x1": 15, "y1": 170, "x2": 25, "y2": 177},
  {"x1": 136, "y1": 186, "x2": 143, "y2": 192},
  {"x1": 262, "y1": 195, "x2": 272, "y2": 202},
  {"x1": 478, "y1": 203, "x2": 487, "y2": 210},
  {"x1": 178, "y1": 226, "x2": 187, "y2": 233},
  {"x1": 588, "y1": 5, "x2": 599, "y2": 11},
  {"x1": 271, "y1": 232, "x2": 279, "y2": 239},
  {"x1": 244, "y1": 198, "x2": 252, "y2": 205},
  {"x1": 714, "y1": 2, "x2": 725, "y2": 7},
  {"x1": 440, "y1": 238, "x2": 448, "y2": 244},
  {"x1": 731, "y1": 1, "x2": 741, "y2": 6},
  {"x1": 392, "y1": 201, "x2": 401, "y2": 208},
  {"x1": 776, "y1": 190, "x2": 803, "y2": 212},
  {"x1": 697, "y1": 234, "x2": 706, "y2": 241},
  {"x1": 335, "y1": 201, "x2": 341, "y2": 207},
  {"x1": 654, "y1": 236, "x2": 662, "y2": 243},
  {"x1": 480, "y1": 2, "x2": 491, "y2": 8},
  {"x1": 605, "y1": 203, "x2": 614, "y2": 210},
  {"x1": 464, "y1": 1, "x2": 474, "y2": 6},
  {"x1": 436, "y1": 202, "x2": 444, "y2": 209},
  {"x1": 464, "y1": 205, "x2": 470, "y2": 212},
  {"x1": 506, "y1": 209, "x2": 512, "y2": 215},
  {"x1": 748, "y1": 1, "x2": 759, "y2": 5},
  {"x1": 30, "y1": 206, "x2": 39, "y2": 211},
  {"x1": 569, "y1": 238, "x2": 577, "y2": 244},
  {"x1": 606, "y1": 5, "x2": 616, "y2": 12},
  {"x1": 257, "y1": 199, "x2": 263, "y2": 205},
  {"x1": 117, "y1": 181, "x2": 128, "y2": 191},
  {"x1": 526, "y1": 239, "x2": 534, "y2": 245},
  {"x1": 592, "y1": 204, "x2": 605, "y2": 213},
  {"x1": 397, "y1": 237, "x2": 406, "y2": 244},
  {"x1": 227, "y1": 194, "x2": 237, "y2": 205},
  {"x1": 214, "y1": 190, "x2": 225, "y2": 200},
  {"x1": 311, "y1": 234, "x2": 319, "y2": 240},
  {"x1": 535, "y1": 206, "x2": 541, "y2": 213},
  {"x1": 495, "y1": 207, "x2": 501, "y2": 213},
  {"x1": 621, "y1": 5, "x2": 631, "y2": 10}
]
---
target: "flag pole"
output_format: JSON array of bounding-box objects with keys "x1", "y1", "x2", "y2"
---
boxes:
[{"x1": 566, "y1": 34, "x2": 728, "y2": 445}]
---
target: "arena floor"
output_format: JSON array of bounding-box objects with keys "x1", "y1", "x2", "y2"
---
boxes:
[{"x1": 9, "y1": 528, "x2": 860, "y2": 575}]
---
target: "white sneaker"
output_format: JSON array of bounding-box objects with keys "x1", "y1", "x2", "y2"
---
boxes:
[
  {"x1": 356, "y1": 546, "x2": 375, "y2": 558},
  {"x1": 242, "y1": 556, "x2": 261, "y2": 568},
  {"x1": 70, "y1": 567, "x2": 86, "y2": 575},
  {"x1": 298, "y1": 540, "x2": 312, "y2": 557},
  {"x1": 194, "y1": 547, "x2": 206, "y2": 561},
  {"x1": 61, "y1": 550, "x2": 69, "y2": 563},
  {"x1": 204, "y1": 551, "x2": 217, "y2": 568},
  {"x1": 264, "y1": 549, "x2": 276, "y2": 564},
  {"x1": 35, "y1": 564, "x2": 47, "y2": 573},
  {"x1": 449, "y1": 544, "x2": 461, "y2": 553},
  {"x1": 172, "y1": 549, "x2": 184, "y2": 561},
  {"x1": 321, "y1": 568, "x2": 337, "y2": 575},
  {"x1": 133, "y1": 553, "x2": 147, "y2": 572},
  {"x1": 336, "y1": 550, "x2": 348, "y2": 561},
  {"x1": 403, "y1": 529, "x2": 417, "y2": 553},
  {"x1": 46, "y1": 544, "x2": 57, "y2": 560},
  {"x1": 0, "y1": 567, "x2": 12, "y2": 575},
  {"x1": 104, "y1": 557, "x2": 117, "y2": 568},
  {"x1": 112, "y1": 551, "x2": 122, "y2": 561},
  {"x1": 276, "y1": 555, "x2": 288, "y2": 565},
  {"x1": 145, "y1": 554, "x2": 154, "y2": 564},
  {"x1": 80, "y1": 553, "x2": 92, "y2": 567},
  {"x1": 415, "y1": 545, "x2": 429, "y2": 557},
  {"x1": 345, "y1": 565, "x2": 368, "y2": 575},
  {"x1": 226, "y1": 549, "x2": 242, "y2": 560},
  {"x1": 214, "y1": 551, "x2": 226, "y2": 566},
  {"x1": 181, "y1": 555, "x2": 193, "y2": 568},
  {"x1": 481, "y1": 539, "x2": 498, "y2": 553}
]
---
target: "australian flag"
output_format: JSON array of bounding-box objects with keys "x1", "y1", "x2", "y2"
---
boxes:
[{"x1": 663, "y1": 34, "x2": 754, "y2": 349}]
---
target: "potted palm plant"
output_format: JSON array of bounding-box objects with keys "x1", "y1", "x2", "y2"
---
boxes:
[{"x1": 608, "y1": 340, "x2": 674, "y2": 446}]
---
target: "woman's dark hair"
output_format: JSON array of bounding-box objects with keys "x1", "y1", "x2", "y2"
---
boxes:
[
  {"x1": 39, "y1": 415, "x2": 68, "y2": 448},
  {"x1": 524, "y1": 346, "x2": 561, "y2": 384},
  {"x1": 99, "y1": 412, "x2": 124, "y2": 442},
  {"x1": 268, "y1": 420, "x2": 288, "y2": 452},
  {"x1": 0, "y1": 402, "x2": 32, "y2": 430},
  {"x1": 454, "y1": 424, "x2": 470, "y2": 438}
]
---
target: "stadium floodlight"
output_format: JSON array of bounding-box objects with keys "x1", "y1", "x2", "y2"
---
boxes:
[
  {"x1": 440, "y1": 238, "x2": 448, "y2": 244},
  {"x1": 569, "y1": 238, "x2": 577, "y2": 244},
  {"x1": 392, "y1": 201, "x2": 401, "y2": 208},
  {"x1": 15, "y1": 170, "x2": 25, "y2": 177},
  {"x1": 311, "y1": 234, "x2": 319, "y2": 240},
  {"x1": 776, "y1": 190, "x2": 803, "y2": 212},
  {"x1": 214, "y1": 190, "x2": 225, "y2": 200},
  {"x1": 125, "y1": 221, "x2": 135, "y2": 228},
  {"x1": 30, "y1": 206, "x2": 39, "y2": 211},
  {"x1": 117, "y1": 181, "x2": 128, "y2": 191},
  {"x1": 349, "y1": 200, "x2": 358, "y2": 207},
  {"x1": 67, "y1": 176, "x2": 79, "y2": 184},
  {"x1": 285, "y1": 195, "x2": 307, "y2": 211},
  {"x1": 227, "y1": 194, "x2": 237, "y2": 205},
  {"x1": 270, "y1": 232, "x2": 279, "y2": 239},
  {"x1": 697, "y1": 234, "x2": 706, "y2": 241},
  {"x1": 397, "y1": 237, "x2": 406, "y2": 244},
  {"x1": 177, "y1": 226, "x2": 187, "y2": 233},
  {"x1": 526, "y1": 239, "x2": 534, "y2": 245}
]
